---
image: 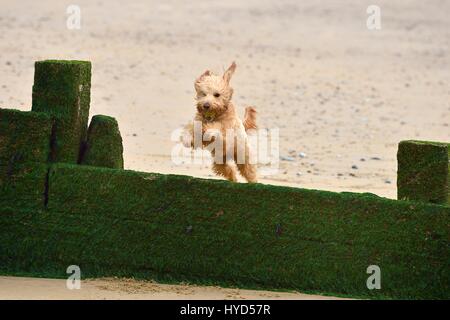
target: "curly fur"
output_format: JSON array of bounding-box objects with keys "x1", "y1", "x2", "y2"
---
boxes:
[{"x1": 185, "y1": 62, "x2": 258, "y2": 183}]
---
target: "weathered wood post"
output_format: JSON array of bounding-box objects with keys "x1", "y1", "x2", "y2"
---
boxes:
[
  {"x1": 0, "y1": 108, "x2": 52, "y2": 208},
  {"x1": 397, "y1": 140, "x2": 450, "y2": 205},
  {"x1": 80, "y1": 115, "x2": 124, "y2": 169},
  {"x1": 32, "y1": 60, "x2": 91, "y2": 163}
]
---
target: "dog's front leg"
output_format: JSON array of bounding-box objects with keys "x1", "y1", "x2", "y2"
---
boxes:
[{"x1": 180, "y1": 122, "x2": 195, "y2": 148}]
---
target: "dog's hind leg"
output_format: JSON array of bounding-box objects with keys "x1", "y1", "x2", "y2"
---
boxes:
[
  {"x1": 237, "y1": 163, "x2": 257, "y2": 183},
  {"x1": 212, "y1": 163, "x2": 238, "y2": 182}
]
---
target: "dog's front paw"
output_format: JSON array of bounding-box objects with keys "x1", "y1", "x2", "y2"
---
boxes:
[{"x1": 181, "y1": 130, "x2": 193, "y2": 148}]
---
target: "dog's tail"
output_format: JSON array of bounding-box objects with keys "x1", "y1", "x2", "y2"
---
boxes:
[{"x1": 243, "y1": 106, "x2": 257, "y2": 131}]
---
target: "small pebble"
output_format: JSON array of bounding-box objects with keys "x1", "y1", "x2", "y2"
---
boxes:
[
  {"x1": 371, "y1": 157, "x2": 381, "y2": 160},
  {"x1": 351, "y1": 165, "x2": 358, "y2": 170},
  {"x1": 384, "y1": 179, "x2": 391, "y2": 184},
  {"x1": 298, "y1": 152, "x2": 306, "y2": 158},
  {"x1": 360, "y1": 158, "x2": 366, "y2": 162},
  {"x1": 296, "y1": 172, "x2": 302, "y2": 176},
  {"x1": 280, "y1": 156, "x2": 295, "y2": 162}
]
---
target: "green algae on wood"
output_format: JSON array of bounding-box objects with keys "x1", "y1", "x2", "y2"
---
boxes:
[
  {"x1": 81, "y1": 115, "x2": 124, "y2": 169},
  {"x1": 0, "y1": 108, "x2": 53, "y2": 165},
  {"x1": 9, "y1": 163, "x2": 440, "y2": 299},
  {"x1": 31, "y1": 60, "x2": 91, "y2": 163},
  {"x1": 397, "y1": 140, "x2": 450, "y2": 205},
  {"x1": 0, "y1": 110, "x2": 51, "y2": 210},
  {"x1": 0, "y1": 163, "x2": 48, "y2": 209}
]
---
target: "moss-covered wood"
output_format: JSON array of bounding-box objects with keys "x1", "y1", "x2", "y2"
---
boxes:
[
  {"x1": 0, "y1": 108, "x2": 52, "y2": 165},
  {"x1": 81, "y1": 115, "x2": 124, "y2": 169},
  {"x1": 397, "y1": 140, "x2": 450, "y2": 205},
  {"x1": 0, "y1": 163, "x2": 48, "y2": 210},
  {"x1": 31, "y1": 60, "x2": 91, "y2": 163},
  {"x1": 0, "y1": 163, "x2": 446, "y2": 299}
]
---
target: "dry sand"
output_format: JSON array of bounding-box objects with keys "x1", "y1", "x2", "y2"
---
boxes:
[
  {"x1": 0, "y1": 276, "x2": 347, "y2": 300},
  {"x1": 0, "y1": 0, "x2": 449, "y2": 299}
]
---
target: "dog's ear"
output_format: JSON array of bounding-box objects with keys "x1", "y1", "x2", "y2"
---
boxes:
[
  {"x1": 195, "y1": 70, "x2": 210, "y2": 91},
  {"x1": 197, "y1": 70, "x2": 210, "y2": 82},
  {"x1": 223, "y1": 62, "x2": 236, "y2": 84}
]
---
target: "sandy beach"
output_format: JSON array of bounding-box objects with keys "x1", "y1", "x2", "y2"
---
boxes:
[
  {"x1": 0, "y1": 276, "x2": 348, "y2": 300},
  {"x1": 0, "y1": 0, "x2": 449, "y2": 299}
]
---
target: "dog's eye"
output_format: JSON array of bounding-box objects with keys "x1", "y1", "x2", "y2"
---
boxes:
[
  {"x1": 199, "y1": 92, "x2": 206, "y2": 97},
  {"x1": 213, "y1": 93, "x2": 220, "y2": 98}
]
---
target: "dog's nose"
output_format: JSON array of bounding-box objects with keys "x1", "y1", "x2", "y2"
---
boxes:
[{"x1": 203, "y1": 102, "x2": 210, "y2": 109}]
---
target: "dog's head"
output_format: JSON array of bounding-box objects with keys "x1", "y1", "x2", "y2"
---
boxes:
[{"x1": 194, "y1": 62, "x2": 236, "y2": 121}]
